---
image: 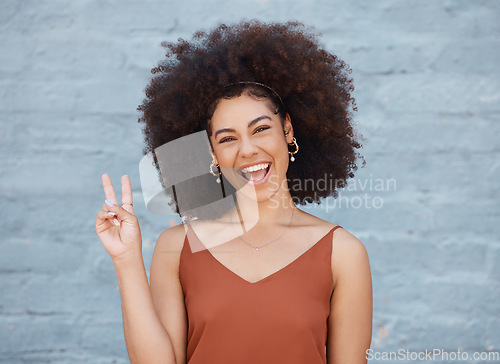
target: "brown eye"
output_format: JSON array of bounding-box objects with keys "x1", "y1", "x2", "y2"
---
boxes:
[
  {"x1": 219, "y1": 136, "x2": 235, "y2": 144},
  {"x1": 254, "y1": 126, "x2": 270, "y2": 134}
]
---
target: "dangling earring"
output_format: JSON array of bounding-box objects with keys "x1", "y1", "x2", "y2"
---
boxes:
[
  {"x1": 288, "y1": 137, "x2": 299, "y2": 162},
  {"x1": 210, "y1": 160, "x2": 221, "y2": 183}
]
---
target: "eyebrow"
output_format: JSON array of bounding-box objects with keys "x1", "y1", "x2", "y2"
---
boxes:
[{"x1": 214, "y1": 115, "x2": 272, "y2": 139}]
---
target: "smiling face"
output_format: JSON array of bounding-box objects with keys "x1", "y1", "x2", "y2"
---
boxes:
[{"x1": 209, "y1": 93, "x2": 294, "y2": 204}]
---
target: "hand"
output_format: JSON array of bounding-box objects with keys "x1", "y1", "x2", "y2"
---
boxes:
[{"x1": 95, "y1": 174, "x2": 143, "y2": 262}]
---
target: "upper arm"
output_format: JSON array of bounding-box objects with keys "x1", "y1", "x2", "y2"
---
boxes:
[
  {"x1": 327, "y1": 228, "x2": 373, "y2": 364},
  {"x1": 150, "y1": 224, "x2": 188, "y2": 364}
]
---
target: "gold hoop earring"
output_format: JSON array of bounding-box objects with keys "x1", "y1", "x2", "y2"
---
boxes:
[
  {"x1": 210, "y1": 160, "x2": 221, "y2": 183},
  {"x1": 288, "y1": 137, "x2": 299, "y2": 162}
]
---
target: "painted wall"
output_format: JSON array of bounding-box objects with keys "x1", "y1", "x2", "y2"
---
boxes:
[{"x1": 1, "y1": 0, "x2": 498, "y2": 363}]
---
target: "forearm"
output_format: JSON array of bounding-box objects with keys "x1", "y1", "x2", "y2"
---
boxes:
[{"x1": 113, "y1": 254, "x2": 177, "y2": 364}]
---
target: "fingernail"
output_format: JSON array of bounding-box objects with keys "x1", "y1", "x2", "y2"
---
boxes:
[
  {"x1": 105, "y1": 199, "x2": 114, "y2": 207},
  {"x1": 107, "y1": 212, "x2": 116, "y2": 216}
]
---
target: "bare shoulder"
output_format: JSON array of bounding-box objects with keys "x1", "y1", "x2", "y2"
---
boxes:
[
  {"x1": 331, "y1": 227, "x2": 371, "y2": 288},
  {"x1": 151, "y1": 223, "x2": 188, "y2": 286},
  {"x1": 294, "y1": 208, "x2": 338, "y2": 234},
  {"x1": 295, "y1": 210, "x2": 365, "y2": 256},
  {"x1": 332, "y1": 227, "x2": 367, "y2": 253},
  {"x1": 154, "y1": 223, "x2": 188, "y2": 256},
  {"x1": 151, "y1": 223, "x2": 188, "y2": 278}
]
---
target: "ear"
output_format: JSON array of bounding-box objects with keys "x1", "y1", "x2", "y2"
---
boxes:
[
  {"x1": 206, "y1": 136, "x2": 218, "y2": 165},
  {"x1": 209, "y1": 148, "x2": 219, "y2": 165},
  {"x1": 283, "y1": 113, "x2": 294, "y2": 143},
  {"x1": 211, "y1": 152, "x2": 219, "y2": 165}
]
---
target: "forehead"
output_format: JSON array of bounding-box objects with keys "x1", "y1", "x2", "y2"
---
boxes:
[{"x1": 210, "y1": 94, "x2": 277, "y2": 126}]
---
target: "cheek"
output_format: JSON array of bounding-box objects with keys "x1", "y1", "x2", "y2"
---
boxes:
[
  {"x1": 275, "y1": 140, "x2": 290, "y2": 159},
  {"x1": 212, "y1": 144, "x2": 237, "y2": 166},
  {"x1": 271, "y1": 143, "x2": 290, "y2": 173}
]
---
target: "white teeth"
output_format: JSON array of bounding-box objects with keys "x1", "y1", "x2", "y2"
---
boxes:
[{"x1": 241, "y1": 163, "x2": 269, "y2": 173}]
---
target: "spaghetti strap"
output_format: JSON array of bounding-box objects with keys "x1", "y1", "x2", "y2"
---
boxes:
[
  {"x1": 331, "y1": 225, "x2": 343, "y2": 240},
  {"x1": 332, "y1": 225, "x2": 343, "y2": 232},
  {"x1": 330, "y1": 224, "x2": 343, "y2": 251}
]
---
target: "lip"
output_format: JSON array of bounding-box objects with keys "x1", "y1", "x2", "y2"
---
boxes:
[{"x1": 237, "y1": 161, "x2": 272, "y2": 186}]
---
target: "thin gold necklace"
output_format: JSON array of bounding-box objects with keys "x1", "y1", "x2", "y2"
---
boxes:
[{"x1": 231, "y1": 205, "x2": 295, "y2": 251}]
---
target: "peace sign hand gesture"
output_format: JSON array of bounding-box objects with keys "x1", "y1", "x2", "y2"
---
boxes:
[{"x1": 95, "y1": 174, "x2": 143, "y2": 263}]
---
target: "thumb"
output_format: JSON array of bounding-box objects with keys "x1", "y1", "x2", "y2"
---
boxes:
[{"x1": 104, "y1": 200, "x2": 135, "y2": 223}]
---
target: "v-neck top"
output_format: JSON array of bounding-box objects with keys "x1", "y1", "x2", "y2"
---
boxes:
[{"x1": 179, "y1": 224, "x2": 342, "y2": 364}]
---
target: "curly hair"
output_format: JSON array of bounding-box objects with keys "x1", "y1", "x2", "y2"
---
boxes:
[{"x1": 138, "y1": 19, "x2": 364, "y2": 211}]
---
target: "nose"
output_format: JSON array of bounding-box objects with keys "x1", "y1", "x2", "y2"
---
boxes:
[{"x1": 238, "y1": 136, "x2": 259, "y2": 158}]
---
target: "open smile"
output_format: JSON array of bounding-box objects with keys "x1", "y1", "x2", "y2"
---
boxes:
[{"x1": 238, "y1": 162, "x2": 271, "y2": 184}]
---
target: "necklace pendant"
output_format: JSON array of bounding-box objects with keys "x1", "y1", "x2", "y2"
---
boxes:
[{"x1": 255, "y1": 247, "x2": 259, "y2": 251}]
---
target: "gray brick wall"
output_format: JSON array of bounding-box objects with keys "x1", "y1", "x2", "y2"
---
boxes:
[{"x1": 1, "y1": 0, "x2": 498, "y2": 363}]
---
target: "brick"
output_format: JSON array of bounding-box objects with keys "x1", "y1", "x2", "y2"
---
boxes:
[{"x1": 1, "y1": 0, "x2": 499, "y2": 361}]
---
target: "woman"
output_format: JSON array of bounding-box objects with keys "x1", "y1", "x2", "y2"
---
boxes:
[{"x1": 96, "y1": 20, "x2": 372, "y2": 364}]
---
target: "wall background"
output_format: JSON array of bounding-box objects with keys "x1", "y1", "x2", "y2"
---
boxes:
[{"x1": 1, "y1": 0, "x2": 498, "y2": 363}]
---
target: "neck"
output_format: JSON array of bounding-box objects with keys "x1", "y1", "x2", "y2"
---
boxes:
[{"x1": 231, "y1": 187, "x2": 297, "y2": 231}]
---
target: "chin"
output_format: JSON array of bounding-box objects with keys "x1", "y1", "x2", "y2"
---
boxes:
[{"x1": 236, "y1": 184, "x2": 281, "y2": 205}]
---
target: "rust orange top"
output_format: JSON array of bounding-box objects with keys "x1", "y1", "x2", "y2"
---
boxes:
[{"x1": 179, "y1": 224, "x2": 342, "y2": 363}]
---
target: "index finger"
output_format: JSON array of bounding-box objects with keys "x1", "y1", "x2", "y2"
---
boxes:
[
  {"x1": 102, "y1": 174, "x2": 118, "y2": 204},
  {"x1": 121, "y1": 175, "x2": 133, "y2": 205}
]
